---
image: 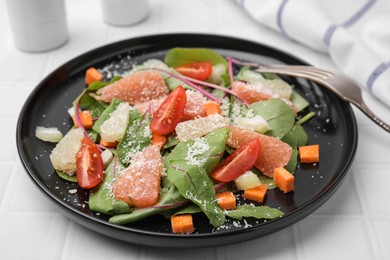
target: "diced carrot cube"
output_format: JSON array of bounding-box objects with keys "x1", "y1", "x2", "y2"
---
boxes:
[
  {"x1": 204, "y1": 101, "x2": 222, "y2": 116},
  {"x1": 152, "y1": 133, "x2": 167, "y2": 150},
  {"x1": 244, "y1": 183, "x2": 268, "y2": 203},
  {"x1": 273, "y1": 167, "x2": 294, "y2": 193},
  {"x1": 72, "y1": 110, "x2": 93, "y2": 129},
  {"x1": 85, "y1": 67, "x2": 103, "y2": 85},
  {"x1": 216, "y1": 191, "x2": 237, "y2": 210},
  {"x1": 99, "y1": 137, "x2": 118, "y2": 148},
  {"x1": 299, "y1": 144, "x2": 320, "y2": 163},
  {"x1": 170, "y1": 214, "x2": 194, "y2": 234}
]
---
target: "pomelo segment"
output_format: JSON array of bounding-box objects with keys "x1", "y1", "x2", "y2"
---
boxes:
[
  {"x1": 92, "y1": 71, "x2": 168, "y2": 105},
  {"x1": 49, "y1": 128, "x2": 84, "y2": 174},
  {"x1": 175, "y1": 114, "x2": 230, "y2": 141},
  {"x1": 113, "y1": 145, "x2": 163, "y2": 208},
  {"x1": 100, "y1": 102, "x2": 131, "y2": 142},
  {"x1": 226, "y1": 125, "x2": 292, "y2": 177}
]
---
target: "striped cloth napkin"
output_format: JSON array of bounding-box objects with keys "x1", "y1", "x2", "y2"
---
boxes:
[{"x1": 236, "y1": 0, "x2": 390, "y2": 106}]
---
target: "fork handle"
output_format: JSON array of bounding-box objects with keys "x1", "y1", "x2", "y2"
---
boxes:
[{"x1": 352, "y1": 100, "x2": 390, "y2": 133}]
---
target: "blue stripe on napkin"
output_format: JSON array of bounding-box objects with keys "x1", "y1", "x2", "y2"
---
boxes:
[
  {"x1": 323, "y1": 0, "x2": 377, "y2": 46},
  {"x1": 367, "y1": 62, "x2": 390, "y2": 92},
  {"x1": 277, "y1": 0, "x2": 289, "y2": 37}
]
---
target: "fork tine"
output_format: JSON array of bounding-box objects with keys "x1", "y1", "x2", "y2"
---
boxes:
[
  {"x1": 265, "y1": 65, "x2": 334, "y2": 79},
  {"x1": 255, "y1": 67, "x2": 329, "y2": 82}
]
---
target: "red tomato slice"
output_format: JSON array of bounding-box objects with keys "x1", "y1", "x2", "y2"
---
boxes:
[
  {"x1": 150, "y1": 85, "x2": 187, "y2": 135},
  {"x1": 76, "y1": 137, "x2": 104, "y2": 189},
  {"x1": 174, "y1": 62, "x2": 213, "y2": 81},
  {"x1": 211, "y1": 138, "x2": 261, "y2": 182}
]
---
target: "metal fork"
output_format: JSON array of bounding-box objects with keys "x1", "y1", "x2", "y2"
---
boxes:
[{"x1": 256, "y1": 65, "x2": 390, "y2": 133}]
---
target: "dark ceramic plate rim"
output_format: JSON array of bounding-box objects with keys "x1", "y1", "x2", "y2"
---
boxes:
[{"x1": 16, "y1": 33, "x2": 358, "y2": 248}]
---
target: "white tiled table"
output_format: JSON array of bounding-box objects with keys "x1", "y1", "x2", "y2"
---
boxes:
[{"x1": 1, "y1": 0, "x2": 390, "y2": 259}]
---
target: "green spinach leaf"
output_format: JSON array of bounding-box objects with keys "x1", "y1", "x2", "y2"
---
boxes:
[
  {"x1": 164, "y1": 128, "x2": 230, "y2": 227},
  {"x1": 164, "y1": 48, "x2": 228, "y2": 67},
  {"x1": 291, "y1": 123, "x2": 309, "y2": 147},
  {"x1": 117, "y1": 110, "x2": 152, "y2": 166},
  {"x1": 249, "y1": 99, "x2": 295, "y2": 139}
]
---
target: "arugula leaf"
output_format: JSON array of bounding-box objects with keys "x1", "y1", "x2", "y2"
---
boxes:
[
  {"x1": 89, "y1": 157, "x2": 132, "y2": 215},
  {"x1": 226, "y1": 205, "x2": 284, "y2": 220},
  {"x1": 92, "y1": 98, "x2": 124, "y2": 134},
  {"x1": 117, "y1": 110, "x2": 152, "y2": 166},
  {"x1": 249, "y1": 99, "x2": 295, "y2": 139},
  {"x1": 161, "y1": 203, "x2": 201, "y2": 219},
  {"x1": 164, "y1": 48, "x2": 228, "y2": 67}
]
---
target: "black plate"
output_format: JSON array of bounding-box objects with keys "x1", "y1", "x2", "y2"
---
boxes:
[{"x1": 16, "y1": 33, "x2": 358, "y2": 248}]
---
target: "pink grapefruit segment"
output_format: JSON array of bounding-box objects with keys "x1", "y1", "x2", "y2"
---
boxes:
[
  {"x1": 92, "y1": 71, "x2": 168, "y2": 105},
  {"x1": 135, "y1": 90, "x2": 206, "y2": 121},
  {"x1": 232, "y1": 81, "x2": 298, "y2": 113},
  {"x1": 113, "y1": 145, "x2": 163, "y2": 208},
  {"x1": 226, "y1": 125, "x2": 292, "y2": 177}
]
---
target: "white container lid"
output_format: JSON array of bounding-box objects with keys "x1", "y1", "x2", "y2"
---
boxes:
[
  {"x1": 101, "y1": 0, "x2": 149, "y2": 26},
  {"x1": 6, "y1": 0, "x2": 67, "y2": 26}
]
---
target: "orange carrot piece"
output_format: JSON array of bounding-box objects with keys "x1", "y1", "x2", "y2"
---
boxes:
[
  {"x1": 85, "y1": 67, "x2": 103, "y2": 85},
  {"x1": 298, "y1": 144, "x2": 320, "y2": 163},
  {"x1": 244, "y1": 184, "x2": 268, "y2": 203},
  {"x1": 170, "y1": 214, "x2": 194, "y2": 234},
  {"x1": 204, "y1": 101, "x2": 222, "y2": 116},
  {"x1": 99, "y1": 137, "x2": 118, "y2": 148},
  {"x1": 152, "y1": 133, "x2": 167, "y2": 150},
  {"x1": 273, "y1": 167, "x2": 294, "y2": 193},
  {"x1": 72, "y1": 110, "x2": 93, "y2": 129},
  {"x1": 216, "y1": 191, "x2": 237, "y2": 210}
]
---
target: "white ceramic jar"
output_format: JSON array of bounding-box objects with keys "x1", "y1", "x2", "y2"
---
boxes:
[
  {"x1": 5, "y1": 0, "x2": 69, "y2": 52},
  {"x1": 101, "y1": 0, "x2": 149, "y2": 26}
]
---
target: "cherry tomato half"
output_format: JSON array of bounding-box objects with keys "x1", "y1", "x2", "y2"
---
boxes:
[
  {"x1": 150, "y1": 85, "x2": 187, "y2": 135},
  {"x1": 211, "y1": 138, "x2": 261, "y2": 182},
  {"x1": 174, "y1": 62, "x2": 213, "y2": 81},
  {"x1": 76, "y1": 137, "x2": 104, "y2": 189}
]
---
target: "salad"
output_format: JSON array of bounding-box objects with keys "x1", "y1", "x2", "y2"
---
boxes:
[{"x1": 36, "y1": 48, "x2": 320, "y2": 234}]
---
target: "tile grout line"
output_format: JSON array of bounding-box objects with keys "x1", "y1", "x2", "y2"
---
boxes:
[
  {"x1": 61, "y1": 219, "x2": 75, "y2": 260},
  {"x1": 0, "y1": 162, "x2": 20, "y2": 217},
  {"x1": 350, "y1": 165, "x2": 385, "y2": 259}
]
